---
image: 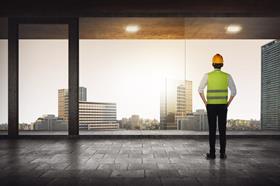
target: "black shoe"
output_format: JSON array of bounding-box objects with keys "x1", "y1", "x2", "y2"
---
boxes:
[
  {"x1": 206, "y1": 153, "x2": 216, "y2": 159},
  {"x1": 220, "y1": 153, "x2": 227, "y2": 159}
]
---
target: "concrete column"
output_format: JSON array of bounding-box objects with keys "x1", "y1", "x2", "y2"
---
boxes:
[
  {"x1": 68, "y1": 18, "x2": 79, "y2": 136},
  {"x1": 8, "y1": 18, "x2": 19, "y2": 137}
]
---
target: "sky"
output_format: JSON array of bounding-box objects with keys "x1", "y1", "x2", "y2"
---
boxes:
[{"x1": 0, "y1": 39, "x2": 272, "y2": 124}]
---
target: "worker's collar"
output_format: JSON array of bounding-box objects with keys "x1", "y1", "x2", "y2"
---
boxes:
[{"x1": 214, "y1": 68, "x2": 221, "y2": 71}]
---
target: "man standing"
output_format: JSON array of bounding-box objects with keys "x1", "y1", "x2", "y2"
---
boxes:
[{"x1": 198, "y1": 54, "x2": 237, "y2": 159}]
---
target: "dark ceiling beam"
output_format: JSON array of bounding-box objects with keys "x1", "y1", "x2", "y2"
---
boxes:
[{"x1": 1, "y1": 0, "x2": 280, "y2": 17}]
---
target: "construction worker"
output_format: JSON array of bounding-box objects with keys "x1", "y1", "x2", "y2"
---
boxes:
[{"x1": 198, "y1": 54, "x2": 236, "y2": 159}]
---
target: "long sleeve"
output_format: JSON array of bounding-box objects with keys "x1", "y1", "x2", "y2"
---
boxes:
[
  {"x1": 228, "y1": 74, "x2": 237, "y2": 96},
  {"x1": 198, "y1": 74, "x2": 208, "y2": 93}
]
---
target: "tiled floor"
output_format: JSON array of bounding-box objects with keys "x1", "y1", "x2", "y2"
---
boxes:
[{"x1": 0, "y1": 138, "x2": 280, "y2": 185}]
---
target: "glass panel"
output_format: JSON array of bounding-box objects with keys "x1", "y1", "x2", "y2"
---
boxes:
[
  {"x1": 79, "y1": 18, "x2": 187, "y2": 133},
  {"x1": 80, "y1": 38, "x2": 186, "y2": 132},
  {"x1": 0, "y1": 17, "x2": 8, "y2": 135},
  {"x1": 19, "y1": 24, "x2": 68, "y2": 135}
]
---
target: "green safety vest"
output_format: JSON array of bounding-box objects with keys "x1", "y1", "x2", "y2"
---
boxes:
[{"x1": 207, "y1": 69, "x2": 228, "y2": 104}]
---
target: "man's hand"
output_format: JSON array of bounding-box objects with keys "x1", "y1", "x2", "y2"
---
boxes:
[
  {"x1": 199, "y1": 93, "x2": 207, "y2": 107},
  {"x1": 227, "y1": 95, "x2": 235, "y2": 107},
  {"x1": 204, "y1": 101, "x2": 207, "y2": 107}
]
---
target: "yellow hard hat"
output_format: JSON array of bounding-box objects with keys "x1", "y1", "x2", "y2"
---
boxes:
[{"x1": 212, "y1": 54, "x2": 223, "y2": 64}]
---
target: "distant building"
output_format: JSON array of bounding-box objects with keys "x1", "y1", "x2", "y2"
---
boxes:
[
  {"x1": 176, "y1": 81, "x2": 192, "y2": 118},
  {"x1": 160, "y1": 79, "x2": 192, "y2": 130},
  {"x1": 58, "y1": 87, "x2": 87, "y2": 121},
  {"x1": 79, "y1": 87, "x2": 87, "y2": 102},
  {"x1": 79, "y1": 101, "x2": 119, "y2": 130},
  {"x1": 141, "y1": 119, "x2": 160, "y2": 130},
  {"x1": 261, "y1": 40, "x2": 280, "y2": 130},
  {"x1": 130, "y1": 115, "x2": 141, "y2": 129},
  {"x1": 227, "y1": 119, "x2": 261, "y2": 130},
  {"x1": 19, "y1": 123, "x2": 32, "y2": 130},
  {"x1": 119, "y1": 115, "x2": 140, "y2": 130},
  {"x1": 58, "y1": 87, "x2": 118, "y2": 130},
  {"x1": 119, "y1": 116, "x2": 159, "y2": 130},
  {"x1": 0, "y1": 123, "x2": 33, "y2": 131},
  {"x1": 119, "y1": 118, "x2": 129, "y2": 129},
  {"x1": 1, "y1": 123, "x2": 33, "y2": 131},
  {"x1": 33, "y1": 114, "x2": 67, "y2": 131},
  {"x1": 177, "y1": 109, "x2": 208, "y2": 131},
  {"x1": 0, "y1": 123, "x2": 8, "y2": 130}
]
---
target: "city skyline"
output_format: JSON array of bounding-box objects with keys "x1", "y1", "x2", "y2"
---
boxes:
[{"x1": 0, "y1": 39, "x2": 273, "y2": 124}]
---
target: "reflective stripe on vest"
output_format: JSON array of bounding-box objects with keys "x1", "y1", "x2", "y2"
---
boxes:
[
  {"x1": 207, "y1": 90, "x2": 228, "y2": 93},
  {"x1": 207, "y1": 70, "x2": 228, "y2": 104}
]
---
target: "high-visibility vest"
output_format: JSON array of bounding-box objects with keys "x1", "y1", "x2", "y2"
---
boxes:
[{"x1": 207, "y1": 69, "x2": 228, "y2": 104}]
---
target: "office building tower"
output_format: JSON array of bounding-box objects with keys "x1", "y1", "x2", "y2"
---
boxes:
[
  {"x1": 160, "y1": 79, "x2": 193, "y2": 129},
  {"x1": 58, "y1": 88, "x2": 69, "y2": 122},
  {"x1": 176, "y1": 81, "x2": 192, "y2": 117},
  {"x1": 261, "y1": 40, "x2": 280, "y2": 130}
]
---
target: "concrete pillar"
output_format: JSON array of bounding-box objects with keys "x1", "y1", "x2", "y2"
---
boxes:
[
  {"x1": 68, "y1": 18, "x2": 79, "y2": 136},
  {"x1": 8, "y1": 18, "x2": 19, "y2": 137}
]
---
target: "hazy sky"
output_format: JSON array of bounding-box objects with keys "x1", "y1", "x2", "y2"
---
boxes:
[{"x1": 0, "y1": 39, "x2": 272, "y2": 123}]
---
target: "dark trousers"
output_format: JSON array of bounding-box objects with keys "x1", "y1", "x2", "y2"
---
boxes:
[{"x1": 206, "y1": 104, "x2": 228, "y2": 154}]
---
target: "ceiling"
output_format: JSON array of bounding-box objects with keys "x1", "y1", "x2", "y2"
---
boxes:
[
  {"x1": 0, "y1": 17, "x2": 280, "y2": 39},
  {"x1": 184, "y1": 17, "x2": 280, "y2": 39},
  {"x1": 1, "y1": 0, "x2": 280, "y2": 17}
]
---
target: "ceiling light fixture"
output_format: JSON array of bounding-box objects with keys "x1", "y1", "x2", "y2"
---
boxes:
[
  {"x1": 125, "y1": 25, "x2": 140, "y2": 33},
  {"x1": 225, "y1": 24, "x2": 242, "y2": 34}
]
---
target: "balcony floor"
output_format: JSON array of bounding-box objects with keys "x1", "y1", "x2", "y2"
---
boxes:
[{"x1": 0, "y1": 138, "x2": 280, "y2": 185}]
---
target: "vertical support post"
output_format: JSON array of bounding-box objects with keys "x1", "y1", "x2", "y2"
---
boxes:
[
  {"x1": 68, "y1": 18, "x2": 79, "y2": 136},
  {"x1": 8, "y1": 18, "x2": 19, "y2": 137}
]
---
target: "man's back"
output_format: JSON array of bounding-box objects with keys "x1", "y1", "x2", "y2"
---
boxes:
[
  {"x1": 207, "y1": 70, "x2": 229, "y2": 105},
  {"x1": 198, "y1": 54, "x2": 237, "y2": 160}
]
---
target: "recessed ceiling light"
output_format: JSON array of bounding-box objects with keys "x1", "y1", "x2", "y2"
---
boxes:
[
  {"x1": 125, "y1": 25, "x2": 140, "y2": 33},
  {"x1": 225, "y1": 24, "x2": 242, "y2": 34}
]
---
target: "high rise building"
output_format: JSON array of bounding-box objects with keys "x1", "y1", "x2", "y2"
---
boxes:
[
  {"x1": 176, "y1": 81, "x2": 192, "y2": 117},
  {"x1": 58, "y1": 87, "x2": 87, "y2": 121},
  {"x1": 261, "y1": 40, "x2": 280, "y2": 130},
  {"x1": 160, "y1": 79, "x2": 193, "y2": 129},
  {"x1": 58, "y1": 87, "x2": 118, "y2": 130},
  {"x1": 58, "y1": 89, "x2": 69, "y2": 122}
]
